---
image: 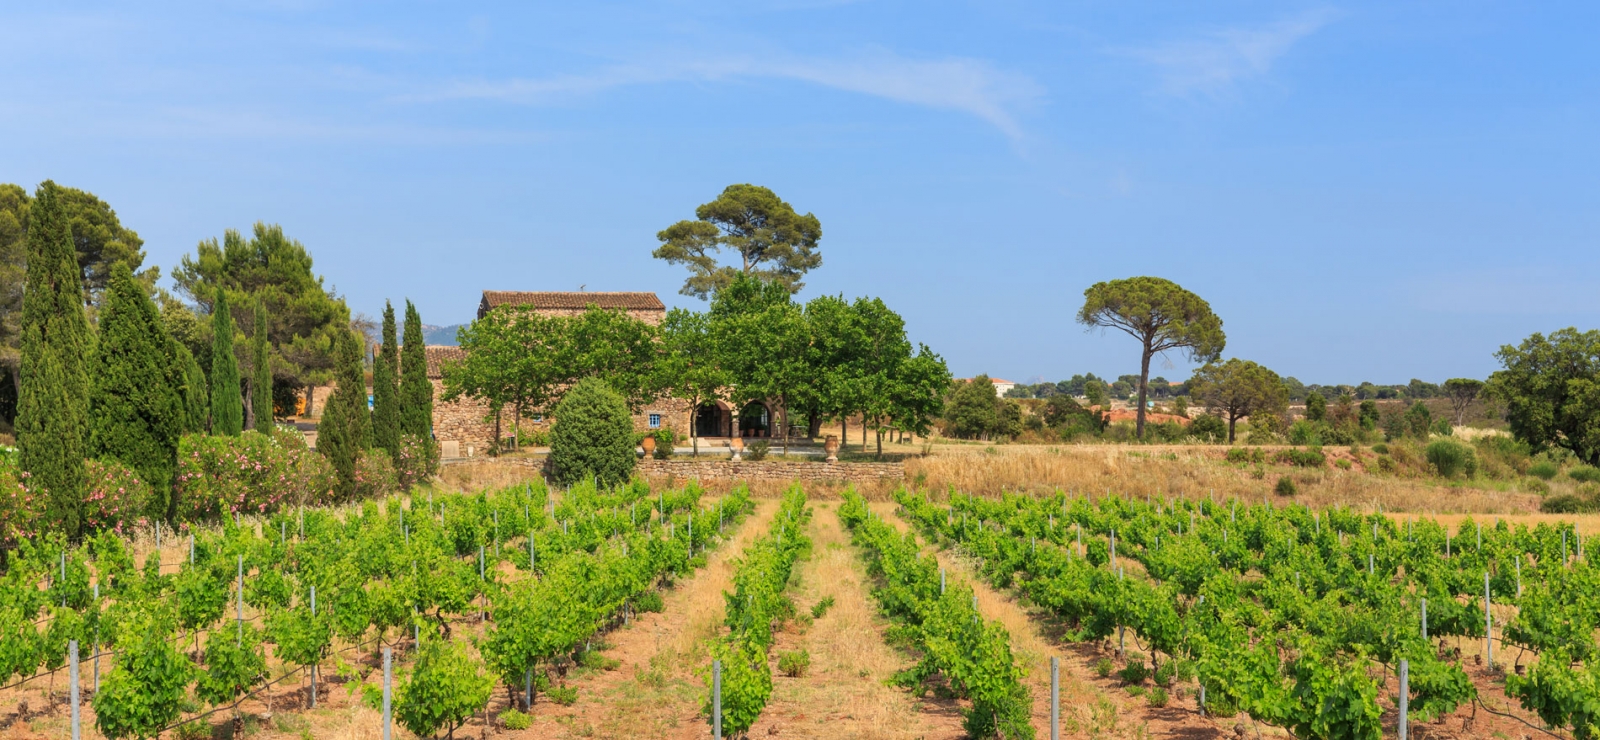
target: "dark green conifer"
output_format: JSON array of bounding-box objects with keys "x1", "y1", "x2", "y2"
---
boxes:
[
  {"x1": 209, "y1": 288, "x2": 243, "y2": 435},
  {"x1": 317, "y1": 329, "x2": 370, "y2": 498},
  {"x1": 176, "y1": 341, "x2": 209, "y2": 434},
  {"x1": 399, "y1": 300, "x2": 433, "y2": 440},
  {"x1": 251, "y1": 301, "x2": 273, "y2": 433},
  {"x1": 371, "y1": 301, "x2": 401, "y2": 459},
  {"x1": 90, "y1": 263, "x2": 184, "y2": 522},
  {"x1": 17, "y1": 181, "x2": 91, "y2": 538}
]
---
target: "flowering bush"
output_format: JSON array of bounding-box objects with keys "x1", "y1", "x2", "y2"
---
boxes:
[
  {"x1": 83, "y1": 459, "x2": 153, "y2": 535},
  {"x1": 174, "y1": 429, "x2": 336, "y2": 522},
  {"x1": 396, "y1": 433, "x2": 438, "y2": 490},
  {"x1": 353, "y1": 450, "x2": 400, "y2": 502},
  {"x1": 0, "y1": 466, "x2": 37, "y2": 550}
]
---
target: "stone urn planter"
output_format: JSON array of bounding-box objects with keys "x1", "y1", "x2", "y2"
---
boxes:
[
  {"x1": 729, "y1": 436, "x2": 745, "y2": 462},
  {"x1": 640, "y1": 435, "x2": 656, "y2": 458},
  {"x1": 823, "y1": 435, "x2": 839, "y2": 463}
]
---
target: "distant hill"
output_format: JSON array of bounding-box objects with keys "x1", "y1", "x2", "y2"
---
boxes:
[{"x1": 423, "y1": 324, "x2": 466, "y2": 346}]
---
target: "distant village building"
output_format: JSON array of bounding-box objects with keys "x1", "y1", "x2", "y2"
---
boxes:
[
  {"x1": 426, "y1": 290, "x2": 782, "y2": 455},
  {"x1": 956, "y1": 377, "x2": 1016, "y2": 397}
]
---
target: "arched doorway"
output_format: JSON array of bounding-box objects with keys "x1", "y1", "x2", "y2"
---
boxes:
[
  {"x1": 738, "y1": 402, "x2": 771, "y2": 438},
  {"x1": 695, "y1": 403, "x2": 727, "y2": 438}
]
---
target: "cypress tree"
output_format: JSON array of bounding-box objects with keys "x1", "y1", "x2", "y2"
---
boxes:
[
  {"x1": 176, "y1": 342, "x2": 209, "y2": 434},
  {"x1": 251, "y1": 301, "x2": 273, "y2": 434},
  {"x1": 17, "y1": 181, "x2": 91, "y2": 539},
  {"x1": 371, "y1": 301, "x2": 401, "y2": 459},
  {"x1": 399, "y1": 300, "x2": 433, "y2": 440},
  {"x1": 89, "y1": 263, "x2": 184, "y2": 523},
  {"x1": 318, "y1": 329, "x2": 370, "y2": 498},
  {"x1": 210, "y1": 288, "x2": 243, "y2": 435}
]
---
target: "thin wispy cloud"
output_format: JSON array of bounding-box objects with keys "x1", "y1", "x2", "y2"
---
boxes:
[
  {"x1": 413, "y1": 50, "x2": 1043, "y2": 139},
  {"x1": 1128, "y1": 10, "x2": 1335, "y2": 98}
]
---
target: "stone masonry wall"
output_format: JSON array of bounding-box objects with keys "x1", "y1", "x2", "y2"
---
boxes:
[
  {"x1": 428, "y1": 380, "x2": 699, "y2": 457},
  {"x1": 636, "y1": 459, "x2": 904, "y2": 484}
]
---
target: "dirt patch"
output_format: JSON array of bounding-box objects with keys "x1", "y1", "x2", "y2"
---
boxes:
[
  {"x1": 749, "y1": 500, "x2": 966, "y2": 740},
  {"x1": 504, "y1": 498, "x2": 778, "y2": 740}
]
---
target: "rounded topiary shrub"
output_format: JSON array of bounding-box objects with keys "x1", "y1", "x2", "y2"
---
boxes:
[{"x1": 548, "y1": 378, "x2": 636, "y2": 488}]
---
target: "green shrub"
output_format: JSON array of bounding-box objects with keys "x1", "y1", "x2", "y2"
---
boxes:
[
  {"x1": 1275, "y1": 477, "x2": 1298, "y2": 497},
  {"x1": 1094, "y1": 657, "x2": 1114, "y2": 678},
  {"x1": 1153, "y1": 660, "x2": 1177, "y2": 688},
  {"x1": 810, "y1": 596, "x2": 835, "y2": 619},
  {"x1": 1188, "y1": 414, "x2": 1227, "y2": 442},
  {"x1": 1334, "y1": 459, "x2": 1352, "y2": 471},
  {"x1": 1322, "y1": 424, "x2": 1357, "y2": 446},
  {"x1": 778, "y1": 650, "x2": 811, "y2": 677},
  {"x1": 652, "y1": 428, "x2": 675, "y2": 460},
  {"x1": 1570, "y1": 466, "x2": 1600, "y2": 484},
  {"x1": 1287, "y1": 420, "x2": 1321, "y2": 446},
  {"x1": 1204, "y1": 688, "x2": 1239, "y2": 718},
  {"x1": 1525, "y1": 477, "x2": 1550, "y2": 495},
  {"x1": 548, "y1": 378, "x2": 636, "y2": 488},
  {"x1": 1274, "y1": 447, "x2": 1325, "y2": 467},
  {"x1": 174, "y1": 429, "x2": 335, "y2": 521},
  {"x1": 1146, "y1": 687, "x2": 1169, "y2": 708},
  {"x1": 635, "y1": 590, "x2": 665, "y2": 613},
  {"x1": 1225, "y1": 447, "x2": 1248, "y2": 464},
  {"x1": 1541, "y1": 494, "x2": 1592, "y2": 514},
  {"x1": 1118, "y1": 659, "x2": 1151, "y2": 685},
  {"x1": 1530, "y1": 461, "x2": 1560, "y2": 480},
  {"x1": 746, "y1": 440, "x2": 771, "y2": 461},
  {"x1": 1174, "y1": 660, "x2": 1196, "y2": 683},
  {"x1": 579, "y1": 650, "x2": 620, "y2": 671},
  {"x1": 1371, "y1": 443, "x2": 1389, "y2": 454},
  {"x1": 500, "y1": 709, "x2": 531, "y2": 731},
  {"x1": 1425, "y1": 438, "x2": 1478, "y2": 479},
  {"x1": 548, "y1": 684, "x2": 577, "y2": 705},
  {"x1": 1376, "y1": 455, "x2": 1395, "y2": 474}
]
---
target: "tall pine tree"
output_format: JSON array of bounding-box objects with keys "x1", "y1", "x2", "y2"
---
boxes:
[
  {"x1": 90, "y1": 263, "x2": 184, "y2": 522},
  {"x1": 210, "y1": 288, "x2": 243, "y2": 435},
  {"x1": 17, "y1": 181, "x2": 91, "y2": 538},
  {"x1": 371, "y1": 301, "x2": 401, "y2": 460},
  {"x1": 318, "y1": 329, "x2": 370, "y2": 499},
  {"x1": 400, "y1": 300, "x2": 433, "y2": 441},
  {"x1": 251, "y1": 300, "x2": 272, "y2": 433}
]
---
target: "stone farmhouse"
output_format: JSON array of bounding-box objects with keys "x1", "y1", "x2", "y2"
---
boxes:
[{"x1": 424, "y1": 290, "x2": 785, "y2": 455}]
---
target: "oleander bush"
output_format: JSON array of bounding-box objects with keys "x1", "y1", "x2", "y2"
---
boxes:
[
  {"x1": 83, "y1": 459, "x2": 153, "y2": 534},
  {"x1": 174, "y1": 429, "x2": 335, "y2": 521}
]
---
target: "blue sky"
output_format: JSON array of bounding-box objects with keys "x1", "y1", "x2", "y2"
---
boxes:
[{"x1": 5, "y1": 1, "x2": 1598, "y2": 386}]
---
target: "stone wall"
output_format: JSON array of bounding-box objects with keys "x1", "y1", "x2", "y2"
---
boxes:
[
  {"x1": 431, "y1": 379, "x2": 497, "y2": 455},
  {"x1": 635, "y1": 459, "x2": 904, "y2": 484},
  {"x1": 428, "y1": 381, "x2": 699, "y2": 457},
  {"x1": 439, "y1": 456, "x2": 904, "y2": 485}
]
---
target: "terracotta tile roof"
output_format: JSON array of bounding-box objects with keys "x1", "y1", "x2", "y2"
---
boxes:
[
  {"x1": 424, "y1": 345, "x2": 467, "y2": 379},
  {"x1": 479, "y1": 291, "x2": 665, "y2": 315}
]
